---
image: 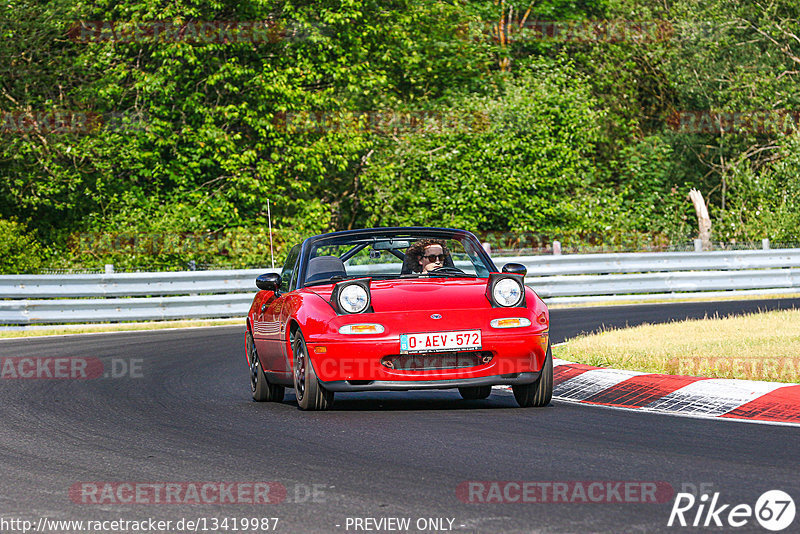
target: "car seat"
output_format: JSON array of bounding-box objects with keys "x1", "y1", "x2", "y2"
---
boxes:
[{"x1": 305, "y1": 256, "x2": 347, "y2": 284}]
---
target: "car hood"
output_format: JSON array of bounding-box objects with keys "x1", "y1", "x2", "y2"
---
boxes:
[{"x1": 306, "y1": 278, "x2": 494, "y2": 312}]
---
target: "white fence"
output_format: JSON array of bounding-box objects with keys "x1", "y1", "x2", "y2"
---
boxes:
[{"x1": 2, "y1": 249, "x2": 800, "y2": 324}]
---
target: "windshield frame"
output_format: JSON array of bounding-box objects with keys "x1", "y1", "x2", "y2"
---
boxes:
[{"x1": 296, "y1": 227, "x2": 497, "y2": 288}]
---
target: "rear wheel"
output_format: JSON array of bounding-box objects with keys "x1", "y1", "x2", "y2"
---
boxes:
[
  {"x1": 458, "y1": 385, "x2": 492, "y2": 400},
  {"x1": 247, "y1": 331, "x2": 285, "y2": 402},
  {"x1": 292, "y1": 331, "x2": 334, "y2": 411},
  {"x1": 512, "y1": 343, "x2": 553, "y2": 408}
]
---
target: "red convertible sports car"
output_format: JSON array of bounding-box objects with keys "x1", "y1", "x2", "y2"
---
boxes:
[{"x1": 244, "y1": 227, "x2": 551, "y2": 410}]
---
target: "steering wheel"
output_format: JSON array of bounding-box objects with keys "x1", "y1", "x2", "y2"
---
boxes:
[{"x1": 430, "y1": 266, "x2": 466, "y2": 275}]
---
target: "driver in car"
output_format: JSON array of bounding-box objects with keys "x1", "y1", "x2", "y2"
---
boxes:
[{"x1": 406, "y1": 239, "x2": 449, "y2": 273}]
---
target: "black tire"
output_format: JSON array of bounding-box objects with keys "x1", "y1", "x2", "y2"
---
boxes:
[
  {"x1": 292, "y1": 331, "x2": 334, "y2": 411},
  {"x1": 512, "y1": 343, "x2": 553, "y2": 408},
  {"x1": 247, "y1": 330, "x2": 285, "y2": 402},
  {"x1": 458, "y1": 385, "x2": 492, "y2": 400}
]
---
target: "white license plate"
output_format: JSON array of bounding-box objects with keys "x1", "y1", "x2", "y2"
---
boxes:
[{"x1": 399, "y1": 330, "x2": 481, "y2": 353}]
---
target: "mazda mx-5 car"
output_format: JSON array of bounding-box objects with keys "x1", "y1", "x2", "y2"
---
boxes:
[{"x1": 244, "y1": 227, "x2": 551, "y2": 410}]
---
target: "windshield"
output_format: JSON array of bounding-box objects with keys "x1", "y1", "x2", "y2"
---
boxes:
[{"x1": 302, "y1": 232, "x2": 491, "y2": 286}]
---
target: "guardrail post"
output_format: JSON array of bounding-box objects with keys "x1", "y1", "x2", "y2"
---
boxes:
[
  {"x1": 762, "y1": 238, "x2": 770, "y2": 250},
  {"x1": 105, "y1": 264, "x2": 114, "y2": 274},
  {"x1": 552, "y1": 240, "x2": 561, "y2": 255},
  {"x1": 694, "y1": 239, "x2": 703, "y2": 252}
]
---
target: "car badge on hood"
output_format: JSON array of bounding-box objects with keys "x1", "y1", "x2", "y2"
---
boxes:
[{"x1": 430, "y1": 314, "x2": 442, "y2": 319}]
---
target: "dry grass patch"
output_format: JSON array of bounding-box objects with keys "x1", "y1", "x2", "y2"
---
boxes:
[{"x1": 553, "y1": 309, "x2": 800, "y2": 383}]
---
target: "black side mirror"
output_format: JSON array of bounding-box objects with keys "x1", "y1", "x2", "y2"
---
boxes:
[
  {"x1": 502, "y1": 262, "x2": 528, "y2": 277},
  {"x1": 256, "y1": 272, "x2": 281, "y2": 292}
]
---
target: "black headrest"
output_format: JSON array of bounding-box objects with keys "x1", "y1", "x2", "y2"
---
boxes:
[{"x1": 305, "y1": 255, "x2": 346, "y2": 284}]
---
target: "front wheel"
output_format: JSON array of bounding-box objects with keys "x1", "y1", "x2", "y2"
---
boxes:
[
  {"x1": 512, "y1": 343, "x2": 553, "y2": 407},
  {"x1": 292, "y1": 331, "x2": 334, "y2": 411},
  {"x1": 247, "y1": 331, "x2": 285, "y2": 402}
]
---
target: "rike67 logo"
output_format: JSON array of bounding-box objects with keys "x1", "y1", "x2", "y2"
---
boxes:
[{"x1": 668, "y1": 490, "x2": 795, "y2": 531}]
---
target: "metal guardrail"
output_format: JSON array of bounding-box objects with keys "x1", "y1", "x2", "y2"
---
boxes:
[
  {"x1": 0, "y1": 294, "x2": 256, "y2": 324},
  {"x1": 494, "y1": 249, "x2": 800, "y2": 300},
  {"x1": 525, "y1": 269, "x2": 800, "y2": 298},
  {"x1": 1, "y1": 249, "x2": 799, "y2": 324},
  {"x1": 498, "y1": 249, "x2": 800, "y2": 276},
  {"x1": 0, "y1": 269, "x2": 278, "y2": 325},
  {"x1": 0, "y1": 269, "x2": 267, "y2": 299}
]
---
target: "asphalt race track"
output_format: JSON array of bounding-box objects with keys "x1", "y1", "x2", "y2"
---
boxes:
[{"x1": 1, "y1": 298, "x2": 799, "y2": 533}]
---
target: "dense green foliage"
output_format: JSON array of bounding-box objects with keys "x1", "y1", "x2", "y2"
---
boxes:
[
  {"x1": 360, "y1": 61, "x2": 603, "y2": 235},
  {"x1": 1, "y1": 0, "x2": 799, "y2": 272},
  {"x1": 0, "y1": 219, "x2": 44, "y2": 273}
]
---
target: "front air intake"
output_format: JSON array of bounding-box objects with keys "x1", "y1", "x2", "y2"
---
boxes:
[{"x1": 381, "y1": 351, "x2": 493, "y2": 371}]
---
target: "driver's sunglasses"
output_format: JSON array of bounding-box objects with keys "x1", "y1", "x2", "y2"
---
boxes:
[{"x1": 423, "y1": 254, "x2": 445, "y2": 263}]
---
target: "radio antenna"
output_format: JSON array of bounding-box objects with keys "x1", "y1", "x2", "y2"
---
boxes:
[{"x1": 267, "y1": 199, "x2": 275, "y2": 269}]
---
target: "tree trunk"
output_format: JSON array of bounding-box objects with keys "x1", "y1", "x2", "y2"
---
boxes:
[{"x1": 688, "y1": 188, "x2": 712, "y2": 251}]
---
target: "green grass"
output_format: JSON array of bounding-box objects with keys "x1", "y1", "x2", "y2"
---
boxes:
[{"x1": 553, "y1": 309, "x2": 800, "y2": 383}]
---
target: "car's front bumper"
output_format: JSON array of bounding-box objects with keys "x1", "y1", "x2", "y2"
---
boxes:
[
  {"x1": 319, "y1": 372, "x2": 540, "y2": 392},
  {"x1": 305, "y1": 328, "x2": 548, "y2": 384}
]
